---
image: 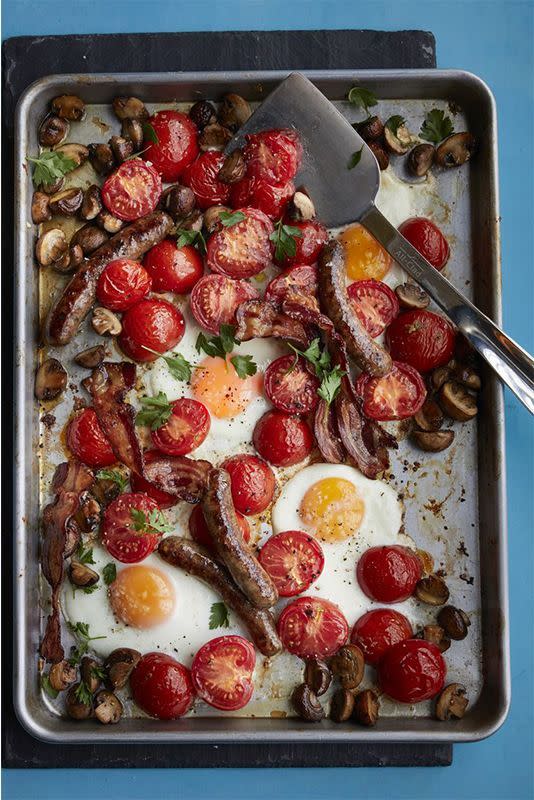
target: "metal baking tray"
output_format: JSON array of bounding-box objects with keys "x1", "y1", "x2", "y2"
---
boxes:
[{"x1": 14, "y1": 69, "x2": 509, "y2": 743}]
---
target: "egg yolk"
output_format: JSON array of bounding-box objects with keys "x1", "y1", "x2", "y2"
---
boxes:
[
  {"x1": 339, "y1": 224, "x2": 392, "y2": 281},
  {"x1": 299, "y1": 477, "x2": 365, "y2": 542},
  {"x1": 109, "y1": 565, "x2": 175, "y2": 629},
  {"x1": 190, "y1": 354, "x2": 262, "y2": 419}
]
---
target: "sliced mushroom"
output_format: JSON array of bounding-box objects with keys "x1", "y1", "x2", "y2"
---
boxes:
[
  {"x1": 65, "y1": 684, "x2": 92, "y2": 720},
  {"x1": 74, "y1": 493, "x2": 101, "y2": 532},
  {"x1": 180, "y1": 209, "x2": 204, "y2": 232},
  {"x1": 69, "y1": 560, "x2": 99, "y2": 588},
  {"x1": 437, "y1": 606, "x2": 471, "y2": 640},
  {"x1": 51, "y1": 249, "x2": 73, "y2": 274},
  {"x1": 329, "y1": 644, "x2": 365, "y2": 690},
  {"x1": 420, "y1": 624, "x2": 451, "y2": 653},
  {"x1": 40, "y1": 176, "x2": 65, "y2": 195},
  {"x1": 94, "y1": 690, "x2": 123, "y2": 724},
  {"x1": 330, "y1": 688, "x2": 355, "y2": 722},
  {"x1": 355, "y1": 116, "x2": 384, "y2": 142},
  {"x1": 49, "y1": 187, "x2": 84, "y2": 217},
  {"x1": 35, "y1": 228, "x2": 68, "y2": 267},
  {"x1": 91, "y1": 475, "x2": 122, "y2": 508},
  {"x1": 74, "y1": 344, "x2": 107, "y2": 369},
  {"x1": 203, "y1": 205, "x2": 230, "y2": 235},
  {"x1": 429, "y1": 365, "x2": 452, "y2": 392},
  {"x1": 198, "y1": 123, "x2": 232, "y2": 152},
  {"x1": 81, "y1": 656, "x2": 103, "y2": 693},
  {"x1": 414, "y1": 397, "x2": 444, "y2": 432},
  {"x1": 368, "y1": 141, "x2": 389, "y2": 171},
  {"x1": 435, "y1": 683, "x2": 469, "y2": 721},
  {"x1": 218, "y1": 93, "x2": 252, "y2": 132},
  {"x1": 112, "y1": 96, "x2": 148, "y2": 121},
  {"x1": 54, "y1": 142, "x2": 89, "y2": 169},
  {"x1": 51, "y1": 95, "x2": 86, "y2": 121},
  {"x1": 416, "y1": 548, "x2": 434, "y2": 576},
  {"x1": 80, "y1": 184, "x2": 103, "y2": 221},
  {"x1": 32, "y1": 191, "x2": 51, "y2": 224},
  {"x1": 72, "y1": 224, "x2": 109, "y2": 255},
  {"x1": 109, "y1": 135, "x2": 135, "y2": 164},
  {"x1": 104, "y1": 648, "x2": 142, "y2": 689},
  {"x1": 436, "y1": 133, "x2": 476, "y2": 168},
  {"x1": 291, "y1": 683, "x2": 324, "y2": 722},
  {"x1": 189, "y1": 100, "x2": 217, "y2": 130},
  {"x1": 121, "y1": 118, "x2": 144, "y2": 151},
  {"x1": 88, "y1": 143, "x2": 115, "y2": 176},
  {"x1": 352, "y1": 689, "x2": 380, "y2": 727},
  {"x1": 453, "y1": 364, "x2": 481, "y2": 392},
  {"x1": 35, "y1": 358, "x2": 68, "y2": 402},
  {"x1": 39, "y1": 115, "x2": 70, "y2": 148},
  {"x1": 69, "y1": 244, "x2": 84, "y2": 267},
  {"x1": 412, "y1": 429, "x2": 454, "y2": 452},
  {"x1": 395, "y1": 282, "x2": 430, "y2": 310},
  {"x1": 218, "y1": 149, "x2": 247, "y2": 184},
  {"x1": 96, "y1": 210, "x2": 124, "y2": 234},
  {"x1": 303, "y1": 658, "x2": 332, "y2": 697},
  {"x1": 92, "y1": 307, "x2": 122, "y2": 336},
  {"x1": 48, "y1": 660, "x2": 77, "y2": 692},
  {"x1": 439, "y1": 381, "x2": 478, "y2": 421},
  {"x1": 161, "y1": 184, "x2": 196, "y2": 220},
  {"x1": 415, "y1": 574, "x2": 450, "y2": 606},
  {"x1": 384, "y1": 119, "x2": 412, "y2": 155},
  {"x1": 289, "y1": 190, "x2": 316, "y2": 222},
  {"x1": 407, "y1": 143, "x2": 435, "y2": 177}
]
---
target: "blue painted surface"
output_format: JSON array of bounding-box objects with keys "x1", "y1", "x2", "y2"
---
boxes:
[{"x1": 3, "y1": 1, "x2": 533, "y2": 798}]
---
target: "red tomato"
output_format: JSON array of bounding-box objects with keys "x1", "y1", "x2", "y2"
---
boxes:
[
  {"x1": 386, "y1": 309, "x2": 456, "y2": 373},
  {"x1": 277, "y1": 596, "x2": 348, "y2": 658},
  {"x1": 188, "y1": 504, "x2": 250, "y2": 552},
  {"x1": 119, "y1": 298, "x2": 185, "y2": 362},
  {"x1": 399, "y1": 217, "x2": 450, "y2": 271},
  {"x1": 275, "y1": 220, "x2": 328, "y2": 267},
  {"x1": 230, "y1": 177, "x2": 294, "y2": 220},
  {"x1": 191, "y1": 635, "x2": 256, "y2": 711},
  {"x1": 377, "y1": 639, "x2": 446, "y2": 703},
  {"x1": 206, "y1": 207, "x2": 274, "y2": 279},
  {"x1": 130, "y1": 652, "x2": 195, "y2": 719},
  {"x1": 347, "y1": 279, "x2": 400, "y2": 338},
  {"x1": 101, "y1": 160, "x2": 162, "y2": 221},
  {"x1": 220, "y1": 454, "x2": 275, "y2": 515},
  {"x1": 351, "y1": 609, "x2": 413, "y2": 665},
  {"x1": 264, "y1": 355, "x2": 320, "y2": 414},
  {"x1": 258, "y1": 531, "x2": 324, "y2": 597},
  {"x1": 143, "y1": 240, "x2": 203, "y2": 294},
  {"x1": 243, "y1": 129, "x2": 302, "y2": 186},
  {"x1": 357, "y1": 545, "x2": 421, "y2": 603},
  {"x1": 253, "y1": 410, "x2": 313, "y2": 467},
  {"x1": 130, "y1": 450, "x2": 177, "y2": 509},
  {"x1": 182, "y1": 152, "x2": 231, "y2": 209},
  {"x1": 190, "y1": 274, "x2": 259, "y2": 334},
  {"x1": 102, "y1": 492, "x2": 164, "y2": 563},
  {"x1": 67, "y1": 408, "x2": 115, "y2": 468},
  {"x1": 142, "y1": 110, "x2": 199, "y2": 182},
  {"x1": 264, "y1": 264, "x2": 318, "y2": 305},
  {"x1": 96, "y1": 258, "x2": 152, "y2": 311},
  {"x1": 151, "y1": 398, "x2": 210, "y2": 456},
  {"x1": 355, "y1": 362, "x2": 426, "y2": 421}
]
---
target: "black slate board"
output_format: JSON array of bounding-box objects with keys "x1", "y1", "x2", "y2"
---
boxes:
[{"x1": 2, "y1": 28, "x2": 449, "y2": 770}]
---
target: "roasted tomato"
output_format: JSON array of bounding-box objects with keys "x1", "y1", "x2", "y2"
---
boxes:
[
  {"x1": 351, "y1": 608, "x2": 413, "y2": 665},
  {"x1": 206, "y1": 207, "x2": 274, "y2": 278},
  {"x1": 264, "y1": 264, "x2": 318, "y2": 305},
  {"x1": 277, "y1": 596, "x2": 349, "y2": 658},
  {"x1": 190, "y1": 274, "x2": 259, "y2": 334},
  {"x1": 130, "y1": 450, "x2": 177, "y2": 509},
  {"x1": 191, "y1": 635, "x2": 255, "y2": 711},
  {"x1": 188, "y1": 504, "x2": 250, "y2": 552},
  {"x1": 96, "y1": 258, "x2": 152, "y2": 311},
  {"x1": 66, "y1": 408, "x2": 115, "y2": 468},
  {"x1": 230, "y1": 177, "x2": 295, "y2": 220},
  {"x1": 275, "y1": 220, "x2": 328, "y2": 267},
  {"x1": 347, "y1": 279, "x2": 399, "y2": 338},
  {"x1": 118, "y1": 298, "x2": 185, "y2": 362},
  {"x1": 386, "y1": 309, "x2": 456, "y2": 373},
  {"x1": 377, "y1": 639, "x2": 446, "y2": 703},
  {"x1": 357, "y1": 545, "x2": 422, "y2": 603},
  {"x1": 243, "y1": 129, "x2": 302, "y2": 186},
  {"x1": 182, "y1": 151, "x2": 231, "y2": 209},
  {"x1": 258, "y1": 530, "x2": 324, "y2": 597},
  {"x1": 220, "y1": 454, "x2": 275, "y2": 515},
  {"x1": 142, "y1": 110, "x2": 199, "y2": 182},
  {"x1": 399, "y1": 217, "x2": 450, "y2": 271},
  {"x1": 102, "y1": 492, "x2": 165, "y2": 563},
  {"x1": 130, "y1": 652, "x2": 195, "y2": 719},
  {"x1": 151, "y1": 398, "x2": 210, "y2": 456},
  {"x1": 101, "y1": 159, "x2": 162, "y2": 221},
  {"x1": 143, "y1": 239, "x2": 203, "y2": 294},
  {"x1": 264, "y1": 355, "x2": 320, "y2": 414},
  {"x1": 253, "y1": 410, "x2": 313, "y2": 467},
  {"x1": 355, "y1": 362, "x2": 426, "y2": 421}
]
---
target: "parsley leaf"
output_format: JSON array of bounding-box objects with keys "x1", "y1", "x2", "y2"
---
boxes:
[
  {"x1": 92, "y1": 665, "x2": 107, "y2": 681},
  {"x1": 27, "y1": 150, "x2": 77, "y2": 188},
  {"x1": 142, "y1": 121, "x2": 159, "y2": 145},
  {"x1": 142, "y1": 347, "x2": 196, "y2": 382},
  {"x1": 80, "y1": 584, "x2": 99, "y2": 596},
  {"x1": 96, "y1": 469, "x2": 128, "y2": 492},
  {"x1": 130, "y1": 507, "x2": 172, "y2": 535},
  {"x1": 289, "y1": 338, "x2": 345, "y2": 406},
  {"x1": 176, "y1": 228, "x2": 207, "y2": 253},
  {"x1": 209, "y1": 602, "x2": 230, "y2": 630},
  {"x1": 317, "y1": 365, "x2": 345, "y2": 405},
  {"x1": 74, "y1": 681, "x2": 93, "y2": 705},
  {"x1": 269, "y1": 219, "x2": 303, "y2": 261},
  {"x1": 67, "y1": 621, "x2": 106, "y2": 666},
  {"x1": 385, "y1": 115, "x2": 406, "y2": 136},
  {"x1": 230, "y1": 354, "x2": 257, "y2": 379},
  {"x1": 219, "y1": 210, "x2": 246, "y2": 228},
  {"x1": 347, "y1": 85, "x2": 378, "y2": 115},
  {"x1": 136, "y1": 392, "x2": 172, "y2": 430},
  {"x1": 102, "y1": 562, "x2": 117, "y2": 586},
  {"x1": 420, "y1": 109, "x2": 454, "y2": 144},
  {"x1": 348, "y1": 146, "x2": 364, "y2": 170},
  {"x1": 196, "y1": 324, "x2": 236, "y2": 359},
  {"x1": 75, "y1": 543, "x2": 95, "y2": 565},
  {"x1": 41, "y1": 673, "x2": 59, "y2": 699}
]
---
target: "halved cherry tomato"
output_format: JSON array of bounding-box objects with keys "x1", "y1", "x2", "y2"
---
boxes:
[
  {"x1": 377, "y1": 639, "x2": 446, "y2": 703},
  {"x1": 182, "y1": 151, "x2": 231, "y2": 209},
  {"x1": 151, "y1": 398, "x2": 210, "y2": 456},
  {"x1": 67, "y1": 408, "x2": 115, "y2": 468},
  {"x1": 220, "y1": 454, "x2": 275, "y2": 515},
  {"x1": 355, "y1": 361, "x2": 426, "y2": 421},
  {"x1": 191, "y1": 635, "x2": 256, "y2": 711},
  {"x1": 101, "y1": 159, "x2": 162, "y2": 221},
  {"x1": 243, "y1": 129, "x2": 302, "y2": 186},
  {"x1": 264, "y1": 355, "x2": 320, "y2": 414},
  {"x1": 264, "y1": 264, "x2": 318, "y2": 305},
  {"x1": 190, "y1": 274, "x2": 259, "y2": 334},
  {"x1": 277, "y1": 596, "x2": 349, "y2": 658},
  {"x1": 347, "y1": 279, "x2": 399, "y2": 338},
  {"x1": 357, "y1": 545, "x2": 421, "y2": 603},
  {"x1": 188, "y1": 504, "x2": 250, "y2": 552},
  {"x1": 230, "y1": 177, "x2": 294, "y2": 220},
  {"x1": 275, "y1": 220, "x2": 328, "y2": 267},
  {"x1": 258, "y1": 531, "x2": 324, "y2": 597},
  {"x1": 130, "y1": 652, "x2": 195, "y2": 719},
  {"x1": 351, "y1": 608, "x2": 413, "y2": 664},
  {"x1": 399, "y1": 217, "x2": 450, "y2": 271},
  {"x1": 143, "y1": 239, "x2": 203, "y2": 294},
  {"x1": 118, "y1": 298, "x2": 185, "y2": 362},
  {"x1": 142, "y1": 110, "x2": 199, "y2": 182},
  {"x1": 102, "y1": 492, "x2": 164, "y2": 563},
  {"x1": 130, "y1": 450, "x2": 177, "y2": 509},
  {"x1": 96, "y1": 258, "x2": 152, "y2": 311},
  {"x1": 386, "y1": 309, "x2": 456, "y2": 373},
  {"x1": 206, "y1": 207, "x2": 274, "y2": 279},
  {"x1": 253, "y1": 410, "x2": 313, "y2": 467}
]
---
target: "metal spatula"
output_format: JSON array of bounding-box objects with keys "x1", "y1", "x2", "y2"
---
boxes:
[{"x1": 227, "y1": 72, "x2": 534, "y2": 414}]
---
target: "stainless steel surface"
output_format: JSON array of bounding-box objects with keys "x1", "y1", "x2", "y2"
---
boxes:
[{"x1": 14, "y1": 69, "x2": 509, "y2": 744}]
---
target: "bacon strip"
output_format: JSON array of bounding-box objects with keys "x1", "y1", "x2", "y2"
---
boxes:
[
  {"x1": 234, "y1": 300, "x2": 311, "y2": 348},
  {"x1": 335, "y1": 385, "x2": 396, "y2": 479},
  {"x1": 314, "y1": 398, "x2": 346, "y2": 464},
  {"x1": 142, "y1": 455, "x2": 211, "y2": 504}
]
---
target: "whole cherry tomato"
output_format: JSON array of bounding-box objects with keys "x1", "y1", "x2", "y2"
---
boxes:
[
  {"x1": 102, "y1": 492, "x2": 165, "y2": 563},
  {"x1": 354, "y1": 362, "x2": 427, "y2": 421},
  {"x1": 143, "y1": 240, "x2": 203, "y2": 294},
  {"x1": 182, "y1": 151, "x2": 231, "y2": 209},
  {"x1": 386, "y1": 309, "x2": 456, "y2": 373},
  {"x1": 118, "y1": 298, "x2": 185, "y2": 362},
  {"x1": 206, "y1": 207, "x2": 274, "y2": 279},
  {"x1": 275, "y1": 220, "x2": 328, "y2": 267},
  {"x1": 264, "y1": 355, "x2": 320, "y2": 414},
  {"x1": 243, "y1": 129, "x2": 302, "y2": 186},
  {"x1": 190, "y1": 274, "x2": 259, "y2": 334},
  {"x1": 377, "y1": 639, "x2": 446, "y2": 703},
  {"x1": 258, "y1": 530, "x2": 324, "y2": 597},
  {"x1": 130, "y1": 652, "x2": 195, "y2": 719},
  {"x1": 351, "y1": 608, "x2": 413, "y2": 665},
  {"x1": 101, "y1": 159, "x2": 162, "y2": 221},
  {"x1": 96, "y1": 258, "x2": 152, "y2": 311},
  {"x1": 230, "y1": 177, "x2": 294, "y2": 220},
  {"x1": 399, "y1": 217, "x2": 450, "y2": 271},
  {"x1": 151, "y1": 398, "x2": 210, "y2": 456},
  {"x1": 191, "y1": 636, "x2": 255, "y2": 711},
  {"x1": 356, "y1": 545, "x2": 422, "y2": 603},
  {"x1": 67, "y1": 408, "x2": 115, "y2": 468},
  {"x1": 188, "y1": 504, "x2": 250, "y2": 552},
  {"x1": 130, "y1": 450, "x2": 177, "y2": 509},
  {"x1": 142, "y1": 110, "x2": 199, "y2": 182},
  {"x1": 277, "y1": 596, "x2": 348, "y2": 658},
  {"x1": 253, "y1": 410, "x2": 313, "y2": 467},
  {"x1": 220, "y1": 454, "x2": 275, "y2": 515}
]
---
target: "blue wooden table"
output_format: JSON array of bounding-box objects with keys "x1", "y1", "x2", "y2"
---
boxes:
[{"x1": 3, "y1": 2, "x2": 533, "y2": 798}]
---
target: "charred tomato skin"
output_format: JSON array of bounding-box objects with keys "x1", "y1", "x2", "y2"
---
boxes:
[
  {"x1": 264, "y1": 355, "x2": 320, "y2": 415},
  {"x1": 243, "y1": 129, "x2": 302, "y2": 186},
  {"x1": 96, "y1": 258, "x2": 152, "y2": 311},
  {"x1": 66, "y1": 407, "x2": 116, "y2": 468},
  {"x1": 357, "y1": 545, "x2": 422, "y2": 603},
  {"x1": 377, "y1": 639, "x2": 447, "y2": 703},
  {"x1": 220, "y1": 454, "x2": 276, "y2": 515},
  {"x1": 399, "y1": 217, "x2": 450, "y2": 271},
  {"x1": 118, "y1": 297, "x2": 185, "y2": 362},
  {"x1": 182, "y1": 151, "x2": 231, "y2": 209},
  {"x1": 142, "y1": 110, "x2": 199, "y2": 182},
  {"x1": 386, "y1": 309, "x2": 456, "y2": 373},
  {"x1": 130, "y1": 652, "x2": 195, "y2": 719},
  {"x1": 277, "y1": 595, "x2": 349, "y2": 658},
  {"x1": 230, "y1": 177, "x2": 295, "y2": 220},
  {"x1": 253, "y1": 410, "x2": 313, "y2": 467},
  {"x1": 351, "y1": 608, "x2": 413, "y2": 665}
]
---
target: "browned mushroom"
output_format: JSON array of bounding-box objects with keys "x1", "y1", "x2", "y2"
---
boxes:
[
  {"x1": 355, "y1": 116, "x2": 384, "y2": 142},
  {"x1": 39, "y1": 115, "x2": 70, "y2": 147},
  {"x1": 74, "y1": 344, "x2": 107, "y2": 369},
  {"x1": 303, "y1": 658, "x2": 332, "y2": 697},
  {"x1": 416, "y1": 548, "x2": 434, "y2": 576},
  {"x1": 91, "y1": 476, "x2": 122, "y2": 509},
  {"x1": 189, "y1": 100, "x2": 217, "y2": 130},
  {"x1": 65, "y1": 684, "x2": 92, "y2": 720},
  {"x1": 161, "y1": 184, "x2": 196, "y2": 220},
  {"x1": 218, "y1": 93, "x2": 251, "y2": 132},
  {"x1": 79, "y1": 185, "x2": 103, "y2": 221},
  {"x1": 435, "y1": 683, "x2": 469, "y2": 721},
  {"x1": 35, "y1": 228, "x2": 68, "y2": 267},
  {"x1": 74, "y1": 494, "x2": 101, "y2": 532},
  {"x1": 121, "y1": 118, "x2": 144, "y2": 151},
  {"x1": 407, "y1": 143, "x2": 435, "y2": 177},
  {"x1": 112, "y1": 97, "x2": 149, "y2": 121},
  {"x1": 80, "y1": 657, "x2": 103, "y2": 693},
  {"x1": 54, "y1": 142, "x2": 89, "y2": 168},
  {"x1": 289, "y1": 190, "x2": 316, "y2": 222},
  {"x1": 109, "y1": 135, "x2": 135, "y2": 163},
  {"x1": 69, "y1": 244, "x2": 84, "y2": 267},
  {"x1": 368, "y1": 141, "x2": 389, "y2": 170},
  {"x1": 49, "y1": 187, "x2": 84, "y2": 217},
  {"x1": 420, "y1": 624, "x2": 451, "y2": 653},
  {"x1": 35, "y1": 358, "x2": 68, "y2": 402},
  {"x1": 218, "y1": 149, "x2": 247, "y2": 184},
  {"x1": 436, "y1": 133, "x2": 476, "y2": 168},
  {"x1": 48, "y1": 660, "x2": 77, "y2": 692},
  {"x1": 395, "y1": 282, "x2": 430, "y2": 310},
  {"x1": 51, "y1": 95, "x2": 86, "y2": 121},
  {"x1": 437, "y1": 606, "x2": 471, "y2": 640},
  {"x1": 198, "y1": 123, "x2": 233, "y2": 152},
  {"x1": 94, "y1": 690, "x2": 123, "y2": 724},
  {"x1": 384, "y1": 118, "x2": 412, "y2": 155},
  {"x1": 95, "y1": 210, "x2": 124, "y2": 234},
  {"x1": 439, "y1": 381, "x2": 478, "y2": 421},
  {"x1": 203, "y1": 205, "x2": 231, "y2": 235},
  {"x1": 429, "y1": 365, "x2": 452, "y2": 392},
  {"x1": 414, "y1": 397, "x2": 444, "y2": 432},
  {"x1": 415, "y1": 574, "x2": 450, "y2": 605},
  {"x1": 88, "y1": 143, "x2": 115, "y2": 175},
  {"x1": 71, "y1": 224, "x2": 109, "y2": 255},
  {"x1": 92, "y1": 308, "x2": 122, "y2": 336},
  {"x1": 352, "y1": 689, "x2": 380, "y2": 726},
  {"x1": 32, "y1": 191, "x2": 51, "y2": 224},
  {"x1": 180, "y1": 209, "x2": 204, "y2": 232},
  {"x1": 411, "y1": 430, "x2": 455, "y2": 453},
  {"x1": 329, "y1": 644, "x2": 365, "y2": 690},
  {"x1": 330, "y1": 688, "x2": 355, "y2": 722},
  {"x1": 68, "y1": 560, "x2": 99, "y2": 588},
  {"x1": 40, "y1": 176, "x2": 65, "y2": 195},
  {"x1": 291, "y1": 683, "x2": 325, "y2": 722},
  {"x1": 453, "y1": 364, "x2": 481, "y2": 392},
  {"x1": 104, "y1": 648, "x2": 142, "y2": 689}
]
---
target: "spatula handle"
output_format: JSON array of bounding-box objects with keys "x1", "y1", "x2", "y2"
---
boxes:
[{"x1": 360, "y1": 204, "x2": 534, "y2": 414}]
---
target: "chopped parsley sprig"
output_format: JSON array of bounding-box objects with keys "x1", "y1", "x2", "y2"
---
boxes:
[
  {"x1": 135, "y1": 391, "x2": 173, "y2": 430},
  {"x1": 269, "y1": 219, "x2": 302, "y2": 261},
  {"x1": 96, "y1": 469, "x2": 128, "y2": 493},
  {"x1": 219, "y1": 210, "x2": 247, "y2": 228},
  {"x1": 289, "y1": 338, "x2": 345, "y2": 405},
  {"x1": 195, "y1": 324, "x2": 257, "y2": 379},
  {"x1": 67, "y1": 622, "x2": 106, "y2": 667},
  {"x1": 130, "y1": 507, "x2": 172, "y2": 535},
  {"x1": 27, "y1": 150, "x2": 77, "y2": 188},
  {"x1": 209, "y1": 602, "x2": 230, "y2": 630},
  {"x1": 176, "y1": 228, "x2": 207, "y2": 252},
  {"x1": 419, "y1": 109, "x2": 454, "y2": 144},
  {"x1": 347, "y1": 85, "x2": 378, "y2": 115}
]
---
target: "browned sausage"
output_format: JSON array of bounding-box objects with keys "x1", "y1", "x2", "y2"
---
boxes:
[
  {"x1": 201, "y1": 469, "x2": 279, "y2": 609},
  {"x1": 158, "y1": 537, "x2": 282, "y2": 657},
  {"x1": 317, "y1": 241, "x2": 393, "y2": 377},
  {"x1": 46, "y1": 211, "x2": 174, "y2": 345}
]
